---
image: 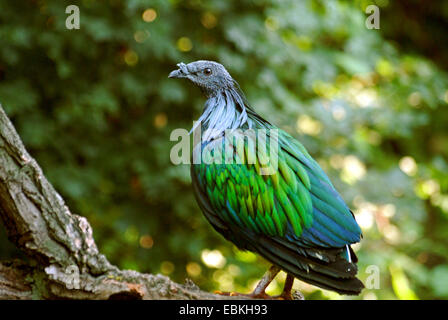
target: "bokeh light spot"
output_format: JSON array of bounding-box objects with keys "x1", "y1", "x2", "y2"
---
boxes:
[
  {"x1": 142, "y1": 9, "x2": 157, "y2": 22},
  {"x1": 354, "y1": 202, "x2": 375, "y2": 230},
  {"x1": 201, "y1": 249, "x2": 226, "y2": 268},
  {"x1": 382, "y1": 204, "x2": 396, "y2": 218},
  {"x1": 399, "y1": 156, "x2": 417, "y2": 176},
  {"x1": 154, "y1": 112, "x2": 168, "y2": 128},
  {"x1": 161, "y1": 261, "x2": 175, "y2": 274},
  {"x1": 296, "y1": 115, "x2": 322, "y2": 136},
  {"x1": 408, "y1": 92, "x2": 422, "y2": 107},
  {"x1": 383, "y1": 224, "x2": 400, "y2": 244},
  {"x1": 186, "y1": 262, "x2": 202, "y2": 277},
  {"x1": 376, "y1": 59, "x2": 394, "y2": 78},
  {"x1": 341, "y1": 155, "x2": 366, "y2": 184},
  {"x1": 134, "y1": 30, "x2": 150, "y2": 43},
  {"x1": 227, "y1": 264, "x2": 241, "y2": 276},
  {"x1": 354, "y1": 89, "x2": 377, "y2": 108},
  {"x1": 124, "y1": 50, "x2": 138, "y2": 66},
  {"x1": 177, "y1": 37, "x2": 193, "y2": 52},
  {"x1": 201, "y1": 12, "x2": 217, "y2": 29},
  {"x1": 124, "y1": 226, "x2": 139, "y2": 243},
  {"x1": 139, "y1": 235, "x2": 154, "y2": 249}
]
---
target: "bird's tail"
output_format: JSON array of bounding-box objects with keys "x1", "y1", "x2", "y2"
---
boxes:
[{"x1": 250, "y1": 235, "x2": 364, "y2": 295}]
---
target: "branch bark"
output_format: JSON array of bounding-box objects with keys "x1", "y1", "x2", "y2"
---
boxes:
[{"x1": 0, "y1": 104, "x2": 238, "y2": 300}]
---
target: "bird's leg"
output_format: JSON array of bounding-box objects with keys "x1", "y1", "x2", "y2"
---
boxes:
[
  {"x1": 278, "y1": 273, "x2": 294, "y2": 300},
  {"x1": 272, "y1": 273, "x2": 305, "y2": 300},
  {"x1": 215, "y1": 265, "x2": 280, "y2": 299},
  {"x1": 250, "y1": 265, "x2": 281, "y2": 298}
]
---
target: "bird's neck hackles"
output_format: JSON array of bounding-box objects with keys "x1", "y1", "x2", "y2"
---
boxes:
[{"x1": 191, "y1": 87, "x2": 253, "y2": 142}]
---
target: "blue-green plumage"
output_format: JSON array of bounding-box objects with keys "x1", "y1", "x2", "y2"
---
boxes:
[{"x1": 170, "y1": 60, "x2": 364, "y2": 295}]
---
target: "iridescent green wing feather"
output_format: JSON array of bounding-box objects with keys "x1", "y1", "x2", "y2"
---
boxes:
[
  {"x1": 193, "y1": 129, "x2": 313, "y2": 239},
  {"x1": 193, "y1": 127, "x2": 361, "y2": 248}
]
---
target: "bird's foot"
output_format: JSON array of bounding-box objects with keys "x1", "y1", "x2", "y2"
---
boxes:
[
  {"x1": 214, "y1": 290, "x2": 304, "y2": 300},
  {"x1": 213, "y1": 267, "x2": 305, "y2": 300},
  {"x1": 271, "y1": 292, "x2": 292, "y2": 300},
  {"x1": 214, "y1": 290, "x2": 278, "y2": 300},
  {"x1": 270, "y1": 290, "x2": 304, "y2": 300}
]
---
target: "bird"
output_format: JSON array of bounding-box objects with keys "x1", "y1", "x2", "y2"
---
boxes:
[{"x1": 169, "y1": 60, "x2": 364, "y2": 299}]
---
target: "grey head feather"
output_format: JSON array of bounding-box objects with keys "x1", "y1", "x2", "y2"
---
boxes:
[
  {"x1": 169, "y1": 60, "x2": 252, "y2": 141},
  {"x1": 169, "y1": 60, "x2": 234, "y2": 97}
]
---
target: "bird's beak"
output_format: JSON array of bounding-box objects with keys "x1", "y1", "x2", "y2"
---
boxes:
[
  {"x1": 168, "y1": 62, "x2": 189, "y2": 79},
  {"x1": 168, "y1": 69, "x2": 185, "y2": 79}
]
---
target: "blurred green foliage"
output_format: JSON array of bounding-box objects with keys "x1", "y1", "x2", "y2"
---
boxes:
[{"x1": 1, "y1": 0, "x2": 448, "y2": 300}]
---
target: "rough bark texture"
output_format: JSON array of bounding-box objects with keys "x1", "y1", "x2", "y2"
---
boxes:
[{"x1": 0, "y1": 104, "x2": 241, "y2": 300}]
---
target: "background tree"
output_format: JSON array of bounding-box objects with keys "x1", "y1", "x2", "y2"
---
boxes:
[{"x1": 0, "y1": 0, "x2": 447, "y2": 299}]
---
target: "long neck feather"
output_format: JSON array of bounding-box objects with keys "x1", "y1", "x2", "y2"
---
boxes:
[{"x1": 191, "y1": 87, "x2": 254, "y2": 142}]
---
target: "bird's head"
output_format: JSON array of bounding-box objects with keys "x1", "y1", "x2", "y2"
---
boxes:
[{"x1": 168, "y1": 60, "x2": 234, "y2": 96}]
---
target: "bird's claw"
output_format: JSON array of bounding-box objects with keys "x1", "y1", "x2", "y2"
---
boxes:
[{"x1": 214, "y1": 290, "x2": 301, "y2": 300}]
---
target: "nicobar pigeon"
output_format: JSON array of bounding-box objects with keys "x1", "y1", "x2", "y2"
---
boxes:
[{"x1": 169, "y1": 61, "x2": 364, "y2": 298}]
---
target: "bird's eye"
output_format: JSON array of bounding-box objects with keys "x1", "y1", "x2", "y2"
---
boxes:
[{"x1": 203, "y1": 68, "x2": 212, "y2": 76}]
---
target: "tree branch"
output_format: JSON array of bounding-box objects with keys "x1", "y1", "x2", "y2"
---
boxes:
[{"x1": 0, "y1": 104, "x2": 239, "y2": 300}]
